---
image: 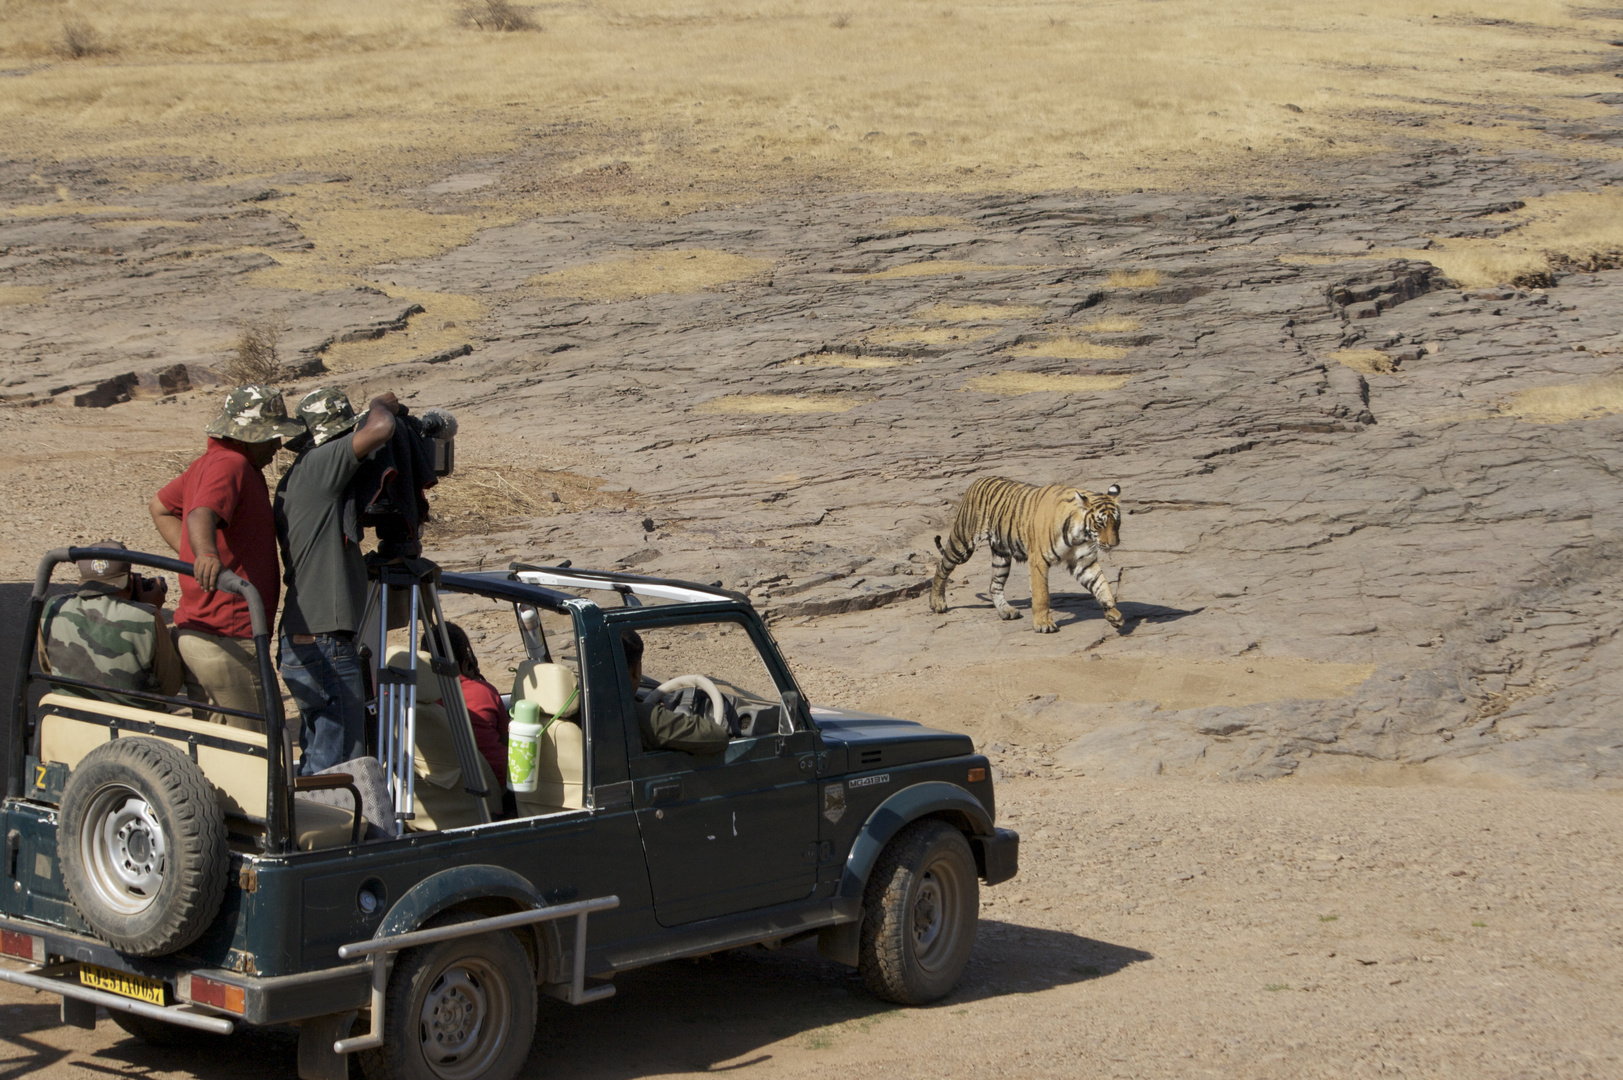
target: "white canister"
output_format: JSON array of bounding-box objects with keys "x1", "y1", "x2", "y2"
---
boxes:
[{"x1": 508, "y1": 700, "x2": 544, "y2": 793}]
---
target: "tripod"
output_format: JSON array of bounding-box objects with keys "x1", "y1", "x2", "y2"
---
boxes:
[{"x1": 357, "y1": 555, "x2": 491, "y2": 828}]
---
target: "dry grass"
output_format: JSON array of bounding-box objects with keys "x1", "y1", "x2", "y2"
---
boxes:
[
  {"x1": 862, "y1": 326, "x2": 995, "y2": 346},
  {"x1": 694, "y1": 393, "x2": 863, "y2": 415},
  {"x1": 963, "y1": 373, "x2": 1132, "y2": 395},
  {"x1": 528, "y1": 250, "x2": 771, "y2": 300},
  {"x1": 56, "y1": 17, "x2": 110, "y2": 59},
  {"x1": 425, "y1": 463, "x2": 635, "y2": 537},
  {"x1": 1106, "y1": 270, "x2": 1163, "y2": 288},
  {"x1": 1504, "y1": 373, "x2": 1623, "y2": 423},
  {"x1": 914, "y1": 302, "x2": 1042, "y2": 321},
  {"x1": 221, "y1": 321, "x2": 283, "y2": 386},
  {"x1": 0, "y1": 287, "x2": 48, "y2": 306},
  {"x1": 0, "y1": 0, "x2": 1619, "y2": 210},
  {"x1": 1079, "y1": 316, "x2": 1144, "y2": 333},
  {"x1": 455, "y1": 0, "x2": 538, "y2": 33},
  {"x1": 320, "y1": 289, "x2": 486, "y2": 371},
  {"x1": 1002, "y1": 338, "x2": 1131, "y2": 361},
  {"x1": 1331, "y1": 349, "x2": 1397, "y2": 375},
  {"x1": 1379, "y1": 190, "x2": 1623, "y2": 288}
]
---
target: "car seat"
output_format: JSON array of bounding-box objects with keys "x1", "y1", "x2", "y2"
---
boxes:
[
  {"x1": 386, "y1": 648, "x2": 502, "y2": 831},
  {"x1": 509, "y1": 660, "x2": 584, "y2": 816}
]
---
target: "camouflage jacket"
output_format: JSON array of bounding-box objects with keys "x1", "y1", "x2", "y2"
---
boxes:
[
  {"x1": 39, "y1": 587, "x2": 183, "y2": 704},
  {"x1": 635, "y1": 695, "x2": 729, "y2": 755}
]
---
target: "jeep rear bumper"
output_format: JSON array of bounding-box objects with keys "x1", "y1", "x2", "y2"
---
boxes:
[{"x1": 973, "y1": 827, "x2": 1020, "y2": 886}]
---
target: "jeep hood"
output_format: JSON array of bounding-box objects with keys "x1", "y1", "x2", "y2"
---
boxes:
[{"x1": 811, "y1": 706, "x2": 975, "y2": 767}]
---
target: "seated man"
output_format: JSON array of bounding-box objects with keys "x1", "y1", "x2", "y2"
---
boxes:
[
  {"x1": 39, "y1": 541, "x2": 183, "y2": 706},
  {"x1": 621, "y1": 629, "x2": 730, "y2": 754}
]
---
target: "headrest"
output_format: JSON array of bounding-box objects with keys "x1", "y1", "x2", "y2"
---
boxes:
[
  {"x1": 384, "y1": 647, "x2": 442, "y2": 704},
  {"x1": 512, "y1": 661, "x2": 579, "y2": 718}
]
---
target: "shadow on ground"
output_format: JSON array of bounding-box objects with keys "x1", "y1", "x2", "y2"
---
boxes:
[{"x1": 0, "y1": 924, "x2": 1148, "y2": 1079}]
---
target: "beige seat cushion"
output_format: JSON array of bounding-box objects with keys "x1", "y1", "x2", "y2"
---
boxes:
[
  {"x1": 511, "y1": 661, "x2": 579, "y2": 718},
  {"x1": 408, "y1": 703, "x2": 503, "y2": 832},
  {"x1": 294, "y1": 799, "x2": 363, "y2": 850},
  {"x1": 514, "y1": 718, "x2": 584, "y2": 816}
]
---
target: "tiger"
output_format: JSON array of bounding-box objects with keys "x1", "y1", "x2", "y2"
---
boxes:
[{"x1": 930, "y1": 477, "x2": 1124, "y2": 633}]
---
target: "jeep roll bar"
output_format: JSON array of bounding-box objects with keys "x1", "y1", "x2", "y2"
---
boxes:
[{"x1": 14, "y1": 548, "x2": 294, "y2": 854}]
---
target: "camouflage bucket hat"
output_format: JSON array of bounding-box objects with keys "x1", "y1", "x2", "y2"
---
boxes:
[
  {"x1": 77, "y1": 540, "x2": 131, "y2": 587},
  {"x1": 295, "y1": 387, "x2": 362, "y2": 447},
  {"x1": 204, "y1": 384, "x2": 307, "y2": 443}
]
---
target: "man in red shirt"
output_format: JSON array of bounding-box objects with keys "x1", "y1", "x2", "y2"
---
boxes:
[{"x1": 149, "y1": 385, "x2": 305, "y2": 729}]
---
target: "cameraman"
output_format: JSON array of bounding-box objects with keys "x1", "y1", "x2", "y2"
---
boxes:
[
  {"x1": 275, "y1": 387, "x2": 399, "y2": 775},
  {"x1": 39, "y1": 541, "x2": 183, "y2": 707}
]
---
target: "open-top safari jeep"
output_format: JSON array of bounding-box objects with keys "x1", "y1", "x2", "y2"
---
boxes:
[{"x1": 0, "y1": 546, "x2": 1017, "y2": 1080}]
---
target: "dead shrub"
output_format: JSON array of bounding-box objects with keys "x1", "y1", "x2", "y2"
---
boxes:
[
  {"x1": 456, "y1": 0, "x2": 539, "y2": 32},
  {"x1": 222, "y1": 322, "x2": 283, "y2": 386},
  {"x1": 831, "y1": 11, "x2": 852, "y2": 28},
  {"x1": 57, "y1": 17, "x2": 108, "y2": 59}
]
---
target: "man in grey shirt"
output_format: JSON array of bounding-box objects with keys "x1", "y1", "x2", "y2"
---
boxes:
[{"x1": 276, "y1": 387, "x2": 399, "y2": 774}]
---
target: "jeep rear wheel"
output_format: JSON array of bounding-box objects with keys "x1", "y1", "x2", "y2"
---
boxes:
[
  {"x1": 359, "y1": 927, "x2": 536, "y2": 1080},
  {"x1": 859, "y1": 819, "x2": 979, "y2": 1005},
  {"x1": 58, "y1": 737, "x2": 228, "y2": 957}
]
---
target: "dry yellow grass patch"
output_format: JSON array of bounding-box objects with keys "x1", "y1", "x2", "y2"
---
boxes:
[
  {"x1": 1079, "y1": 316, "x2": 1144, "y2": 333},
  {"x1": 1331, "y1": 349, "x2": 1397, "y2": 375},
  {"x1": 321, "y1": 289, "x2": 487, "y2": 371},
  {"x1": 913, "y1": 302, "x2": 1043, "y2": 321},
  {"x1": 0, "y1": 287, "x2": 48, "y2": 306},
  {"x1": 964, "y1": 373, "x2": 1131, "y2": 395},
  {"x1": 528, "y1": 250, "x2": 770, "y2": 300},
  {"x1": 1374, "y1": 190, "x2": 1623, "y2": 288},
  {"x1": 695, "y1": 393, "x2": 863, "y2": 415},
  {"x1": 1002, "y1": 338, "x2": 1130, "y2": 361},
  {"x1": 862, "y1": 261, "x2": 1044, "y2": 280},
  {"x1": 1106, "y1": 270, "x2": 1162, "y2": 288},
  {"x1": 862, "y1": 326, "x2": 995, "y2": 346},
  {"x1": 791, "y1": 355, "x2": 908, "y2": 370},
  {"x1": 1, "y1": 1, "x2": 1620, "y2": 207},
  {"x1": 1504, "y1": 373, "x2": 1623, "y2": 424},
  {"x1": 886, "y1": 215, "x2": 971, "y2": 230},
  {"x1": 425, "y1": 463, "x2": 636, "y2": 538}
]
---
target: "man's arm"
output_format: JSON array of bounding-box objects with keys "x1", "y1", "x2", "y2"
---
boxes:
[
  {"x1": 350, "y1": 392, "x2": 401, "y2": 460},
  {"x1": 186, "y1": 507, "x2": 224, "y2": 592},
  {"x1": 638, "y1": 699, "x2": 730, "y2": 755},
  {"x1": 148, "y1": 494, "x2": 184, "y2": 553}
]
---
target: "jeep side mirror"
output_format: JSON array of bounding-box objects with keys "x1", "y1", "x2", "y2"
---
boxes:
[{"x1": 781, "y1": 690, "x2": 809, "y2": 733}]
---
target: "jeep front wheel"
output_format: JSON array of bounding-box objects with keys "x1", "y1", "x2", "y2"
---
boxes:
[
  {"x1": 859, "y1": 819, "x2": 980, "y2": 1005},
  {"x1": 359, "y1": 926, "x2": 536, "y2": 1080}
]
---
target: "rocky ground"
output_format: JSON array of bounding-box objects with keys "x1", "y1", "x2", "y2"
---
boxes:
[{"x1": 3, "y1": 92, "x2": 1623, "y2": 1079}]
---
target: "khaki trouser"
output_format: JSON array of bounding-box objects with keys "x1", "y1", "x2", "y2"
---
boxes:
[{"x1": 175, "y1": 629, "x2": 281, "y2": 732}]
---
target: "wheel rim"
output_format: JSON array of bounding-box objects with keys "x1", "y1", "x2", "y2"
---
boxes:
[
  {"x1": 80, "y1": 784, "x2": 166, "y2": 916},
  {"x1": 909, "y1": 856, "x2": 963, "y2": 973},
  {"x1": 417, "y1": 956, "x2": 512, "y2": 1080}
]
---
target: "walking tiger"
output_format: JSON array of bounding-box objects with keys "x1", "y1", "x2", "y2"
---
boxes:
[{"x1": 930, "y1": 477, "x2": 1124, "y2": 633}]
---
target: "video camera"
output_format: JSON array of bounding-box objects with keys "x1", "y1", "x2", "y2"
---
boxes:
[{"x1": 363, "y1": 405, "x2": 457, "y2": 560}]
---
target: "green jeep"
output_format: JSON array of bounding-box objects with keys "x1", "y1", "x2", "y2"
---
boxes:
[{"x1": 1, "y1": 547, "x2": 1018, "y2": 1080}]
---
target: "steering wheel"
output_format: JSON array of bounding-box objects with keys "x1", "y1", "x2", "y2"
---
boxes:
[{"x1": 654, "y1": 675, "x2": 726, "y2": 728}]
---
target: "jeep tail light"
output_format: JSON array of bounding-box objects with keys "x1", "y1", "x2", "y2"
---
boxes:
[
  {"x1": 967, "y1": 767, "x2": 986, "y2": 783},
  {"x1": 184, "y1": 975, "x2": 245, "y2": 1015},
  {"x1": 0, "y1": 930, "x2": 43, "y2": 963}
]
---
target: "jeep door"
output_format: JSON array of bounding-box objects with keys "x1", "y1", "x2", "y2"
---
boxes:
[{"x1": 614, "y1": 613, "x2": 819, "y2": 926}]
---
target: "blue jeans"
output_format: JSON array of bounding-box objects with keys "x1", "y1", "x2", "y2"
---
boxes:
[{"x1": 279, "y1": 633, "x2": 367, "y2": 776}]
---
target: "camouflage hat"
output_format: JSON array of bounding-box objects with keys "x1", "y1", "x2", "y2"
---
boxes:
[
  {"x1": 77, "y1": 540, "x2": 130, "y2": 587},
  {"x1": 295, "y1": 387, "x2": 363, "y2": 447},
  {"x1": 204, "y1": 384, "x2": 307, "y2": 443}
]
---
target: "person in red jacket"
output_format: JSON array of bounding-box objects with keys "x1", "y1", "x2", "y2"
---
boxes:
[
  {"x1": 149, "y1": 385, "x2": 305, "y2": 729},
  {"x1": 446, "y1": 623, "x2": 509, "y2": 793}
]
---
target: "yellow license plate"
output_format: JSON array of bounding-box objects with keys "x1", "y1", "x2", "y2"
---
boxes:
[{"x1": 78, "y1": 963, "x2": 166, "y2": 1005}]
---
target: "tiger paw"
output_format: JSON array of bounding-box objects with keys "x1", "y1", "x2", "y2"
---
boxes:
[
  {"x1": 1033, "y1": 617, "x2": 1058, "y2": 633},
  {"x1": 929, "y1": 596, "x2": 948, "y2": 615},
  {"x1": 996, "y1": 607, "x2": 1023, "y2": 621},
  {"x1": 1104, "y1": 607, "x2": 1125, "y2": 629}
]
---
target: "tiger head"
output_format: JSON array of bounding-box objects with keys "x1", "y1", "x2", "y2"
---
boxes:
[{"x1": 1063, "y1": 484, "x2": 1122, "y2": 550}]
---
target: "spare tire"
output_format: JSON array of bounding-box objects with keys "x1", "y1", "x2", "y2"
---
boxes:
[{"x1": 59, "y1": 737, "x2": 228, "y2": 956}]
